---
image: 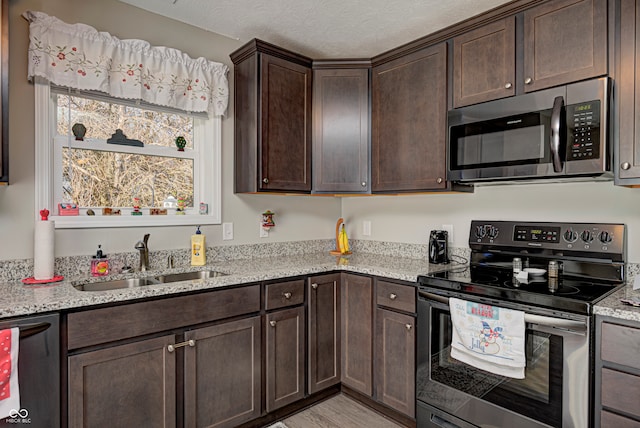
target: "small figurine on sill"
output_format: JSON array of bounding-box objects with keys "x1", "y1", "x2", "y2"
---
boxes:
[
  {"x1": 132, "y1": 197, "x2": 142, "y2": 216},
  {"x1": 176, "y1": 197, "x2": 186, "y2": 215}
]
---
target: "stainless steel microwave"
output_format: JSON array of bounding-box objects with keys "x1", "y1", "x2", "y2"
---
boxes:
[{"x1": 447, "y1": 77, "x2": 610, "y2": 184}]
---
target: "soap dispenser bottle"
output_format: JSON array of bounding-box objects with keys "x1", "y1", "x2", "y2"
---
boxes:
[
  {"x1": 91, "y1": 244, "x2": 110, "y2": 276},
  {"x1": 191, "y1": 226, "x2": 206, "y2": 266}
]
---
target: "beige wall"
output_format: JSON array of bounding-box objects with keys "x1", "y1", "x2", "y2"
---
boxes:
[{"x1": 0, "y1": 0, "x2": 341, "y2": 260}]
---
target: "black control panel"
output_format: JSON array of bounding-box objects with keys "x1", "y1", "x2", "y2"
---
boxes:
[
  {"x1": 567, "y1": 101, "x2": 600, "y2": 161},
  {"x1": 470, "y1": 220, "x2": 625, "y2": 257}
]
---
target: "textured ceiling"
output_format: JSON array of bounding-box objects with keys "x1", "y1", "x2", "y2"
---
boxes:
[{"x1": 118, "y1": 0, "x2": 513, "y2": 58}]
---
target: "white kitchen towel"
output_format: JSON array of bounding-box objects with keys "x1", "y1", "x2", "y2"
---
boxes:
[
  {"x1": 0, "y1": 328, "x2": 20, "y2": 419},
  {"x1": 449, "y1": 297, "x2": 526, "y2": 379}
]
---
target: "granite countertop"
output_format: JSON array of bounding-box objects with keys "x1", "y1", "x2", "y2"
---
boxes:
[
  {"x1": 0, "y1": 252, "x2": 453, "y2": 319},
  {"x1": 594, "y1": 285, "x2": 640, "y2": 322}
]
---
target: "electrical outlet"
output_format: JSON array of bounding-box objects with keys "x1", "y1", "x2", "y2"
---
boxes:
[
  {"x1": 363, "y1": 220, "x2": 372, "y2": 236},
  {"x1": 441, "y1": 224, "x2": 454, "y2": 242},
  {"x1": 222, "y1": 222, "x2": 234, "y2": 240},
  {"x1": 260, "y1": 224, "x2": 269, "y2": 238}
]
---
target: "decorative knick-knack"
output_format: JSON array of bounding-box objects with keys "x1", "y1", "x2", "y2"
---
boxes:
[
  {"x1": 72, "y1": 123, "x2": 87, "y2": 141},
  {"x1": 175, "y1": 136, "x2": 187, "y2": 151}
]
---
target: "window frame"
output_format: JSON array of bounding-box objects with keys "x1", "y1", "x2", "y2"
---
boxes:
[{"x1": 35, "y1": 79, "x2": 222, "y2": 229}]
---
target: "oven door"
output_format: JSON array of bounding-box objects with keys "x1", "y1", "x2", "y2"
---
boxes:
[{"x1": 417, "y1": 289, "x2": 590, "y2": 428}]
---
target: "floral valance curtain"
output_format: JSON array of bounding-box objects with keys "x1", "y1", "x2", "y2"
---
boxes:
[{"x1": 23, "y1": 11, "x2": 229, "y2": 116}]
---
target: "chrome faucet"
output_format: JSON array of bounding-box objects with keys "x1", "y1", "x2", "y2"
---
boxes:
[{"x1": 134, "y1": 234, "x2": 150, "y2": 271}]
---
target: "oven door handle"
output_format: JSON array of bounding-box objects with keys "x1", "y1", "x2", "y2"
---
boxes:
[{"x1": 419, "y1": 290, "x2": 587, "y2": 335}]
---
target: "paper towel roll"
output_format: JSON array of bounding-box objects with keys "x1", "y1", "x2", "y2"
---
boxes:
[{"x1": 34, "y1": 220, "x2": 55, "y2": 280}]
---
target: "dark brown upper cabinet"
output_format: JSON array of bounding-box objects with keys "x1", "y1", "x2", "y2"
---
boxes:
[
  {"x1": 231, "y1": 39, "x2": 312, "y2": 193},
  {"x1": 371, "y1": 43, "x2": 449, "y2": 192},
  {"x1": 0, "y1": 0, "x2": 8, "y2": 184},
  {"x1": 452, "y1": 0, "x2": 607, "y2": 108},
  {"x1": 615, "y1": 0, "x2": 640, "y2": 184},
  {"x1": 312, "y1": 63, "x2": 370, "y2": 193},
  {"x1": 523, "y1": 0, "x2": 607, "y2": 92},
  {"x1": 453, "y1": 18, "x2": 516, "y2": 108}
]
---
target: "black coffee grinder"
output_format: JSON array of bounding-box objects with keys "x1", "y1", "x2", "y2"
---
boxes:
[{"x1": 429, "y1": 230, "x2": 449, "y2": 264}]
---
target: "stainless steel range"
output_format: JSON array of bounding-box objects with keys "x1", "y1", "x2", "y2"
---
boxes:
[{"x1": 416, "y1": 220, "x2": 626, "y2": 428}]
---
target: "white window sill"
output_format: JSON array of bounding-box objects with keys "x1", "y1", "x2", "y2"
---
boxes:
[{"x1": 51, "y1": 214, "x2": 220, "y2": 229}]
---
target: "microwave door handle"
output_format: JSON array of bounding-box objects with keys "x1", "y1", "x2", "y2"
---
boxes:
[{"x1": 550, "y1": 95, "x2": 565, "y2": 173}]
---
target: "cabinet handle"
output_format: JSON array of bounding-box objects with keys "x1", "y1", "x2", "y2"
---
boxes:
[
  {"x1": 505, "y1": 82, "x2": 512, "y2": 89},
  {"x1": 262, "y1": 177, "x2": 269, "y2": 184},
  {"x1": 436, "y1": 177, "x2": 443, "y2": 184},
  {"x1": 406, "y1": 324, "x2": 412, "y2": 331},
  {"x1": 524, "y1": 77, "x2": 533, "y2": 85},
  {"x1": 283, "y1": 292, "x2": 292, "y2": 299},
  {"x1": 167, "y1": 339, "x2": 195, "y2": 353},
  {"x1": 361, "y1": 181, "x2": 367, "y2": 187},
  {"x1": 311, "y1": 283, "x2": 318, "y2": 289},
  {"x1": 622, "y1": 162, "x2": 631, "y2": 170},
  {"x1": 389, "y1": 293, "x2": 397, "y2": 300},
  {"x1": 270, "y1": 320, "x2": 277, "y2": 327}
]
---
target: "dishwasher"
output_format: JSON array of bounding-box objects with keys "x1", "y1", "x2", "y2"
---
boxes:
[{"x1": 0, "y1": 313, "x2": 59, "y2": 428}]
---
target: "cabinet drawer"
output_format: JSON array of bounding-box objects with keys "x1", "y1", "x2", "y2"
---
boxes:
[
  {"x1": 265, "y1": 279, "x2": 305, "y2": 310},
  {"x1": 602, "y1": 368, "x2": 640, "y2": 419},
  {"x1": 601, "y1": 410, "x2": 640, "y2": 428},
  {"x1": 601, "y1": 322, "x2": 640, "y2": 370},
  {"x1": 376, "y1": 280, "x2": 415, "y2": 313},
  {"x1": 67, "y1": 284, "x2": 261, "y2": 349}
]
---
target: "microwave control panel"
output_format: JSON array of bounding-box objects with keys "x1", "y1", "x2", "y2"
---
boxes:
[{"x1": 567, "y1": 101, "x2": 600, "y2": 161}]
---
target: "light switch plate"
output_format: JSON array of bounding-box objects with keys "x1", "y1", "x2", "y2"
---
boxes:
[
  {"x1": 260, "y1": 224, "x2": 269, "y2": 238},
  {"x1": 222, "y1": 222, "x2": 233, "y2": 240},
  {"x1": 363, "y1": 220, "x2": 371, "y2": 236}
]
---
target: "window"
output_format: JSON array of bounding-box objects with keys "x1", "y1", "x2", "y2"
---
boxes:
[{"x1": 35, "y1": 80, "x2": 221, "y2": 228}]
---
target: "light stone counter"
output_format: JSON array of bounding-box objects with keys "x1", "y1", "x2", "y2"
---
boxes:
[
  {"x1": 594, "y1": 285, "x2": 640, "y2": 322},
  {"x1": 0, "y1": 252, "x2": 456, "y2": 319}
]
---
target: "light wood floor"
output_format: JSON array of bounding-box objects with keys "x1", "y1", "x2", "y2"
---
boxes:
[{"x1": 281, "y1": 394, "x2": 405, "y2": 428}]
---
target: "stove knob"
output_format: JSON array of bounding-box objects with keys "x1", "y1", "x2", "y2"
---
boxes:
[
  {"x1": 599, "y1": 230, "x2": 613, "y2": 244},
  {"x1": 486, "y1": 226, "x2": 499, "y2": 239},
  {"x1": 475, "y1": 225, "x2": 486, "y2": 239},
  {"x1": 581, "y1": 229, "x2": 594, "y2": 243},
  {"x1": 563, "y1": 228, "x2": 578, "y2": 243}
]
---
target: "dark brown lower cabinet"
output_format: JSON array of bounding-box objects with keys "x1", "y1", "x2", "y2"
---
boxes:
[
  {"x1": 184, "y1": 317, "x2": 261, "y2": 428},
  {"x1": 266, "y1": 306, "x2": 306, "y2": 412},
  {"x1": 341, "y1": 273, "x2": 373, "y2": 395},
  {"x1": 68, "y1": 335, "x2": 177, "y2": 428},
  {"x1": 375, "y1": 308, "x2": 415, "y2": 417},
  {"x1": 308, "y1": 273, "x2": 341, "y2": 393}
]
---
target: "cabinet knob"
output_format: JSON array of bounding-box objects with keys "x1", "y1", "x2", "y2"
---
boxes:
[
  {"x1": 505, "y1": 82, "x2": 512, "y2": 89},
  {"x1": 361, "y1": 181, "x2": 367, "y2": 187},
  {"x1": 311, "y1": 283, "x2": 318, "y2": 289},
  {"x1": 405, "y1": 324, "x2": 412, "y2": 331},
  {"x1": 262, "y1": 177, "x2": 269, "y2": 184},
  {"x1": 283, "y1": 292, "x2": 292, "y2": 299},
  {"x1": 436, "y1": 177, "x2": 443, "y2": 184},
  {"x1": 389, "y1": 293, "x2": 397, "y2": 300},
  {"x1": 270, "y1": 320, "x2": 277, "y2": 327},
  {"x1": 622, "y1": 162, "x2": 631, "y2": 170},
  {"x1": 524, "y1": 77, "x2": 533, "y2": 85}
]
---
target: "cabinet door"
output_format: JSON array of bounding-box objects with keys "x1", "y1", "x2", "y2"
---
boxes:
[
  {"x1": 372, "y1": 43, "x2": 448, "y2": 192},
  {"x1": 617, "y1": 0, "x2": 640, "y2": 182},
  {"x1": 375, "y1": 308, "x2": 415, "y2": 417},
  {"x1": 68, "y1": 335, "x2": 176, "y2": 428},
  {"x1": 341, "y1": 273, "x2": 373, "y2": 395},
  {"x1": 183, "y1": 317, "x2": 261, "y2": 428},
  {"x1": 453, "y1": 17, "x2": 516, "y2": 108},
  {"x1": 260, "y1": 54, "x2": 312, "y2": 192},
  {"x1": 522, "y1": 0, "x2": 607, "y2": 93},
  {"x1": 266, "y1": 306, "x2": 306, "y2": 412},
  {"x1": 313, "y1": 68, "x2": 370, "y2": 193},
  {"x1": 308, "y1": 273, "x2": 341, "y2": 393}
]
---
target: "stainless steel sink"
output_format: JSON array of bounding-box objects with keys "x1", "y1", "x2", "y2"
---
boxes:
[
  {"x1": 155, "y1": 270, "x2": 227, "y2": 283},
  {"x1": 74, "y1": 270, "x2": 228, "y2": 291},
  {"x1": 73, "y1": 277, "x2": 162, "y2": 292}
]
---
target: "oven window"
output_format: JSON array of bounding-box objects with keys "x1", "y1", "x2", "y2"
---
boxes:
[{"x1": 424, "y1": 307, "x2": 563, "y2": 427}]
